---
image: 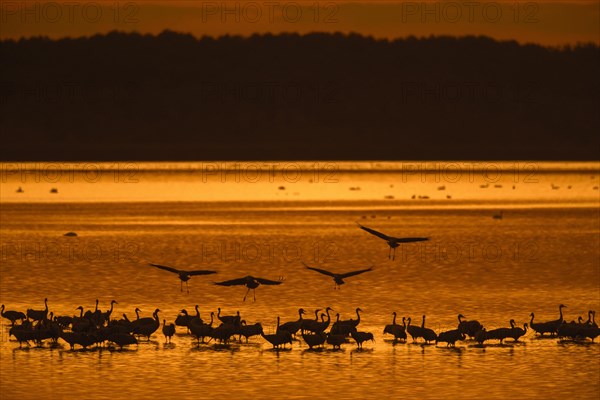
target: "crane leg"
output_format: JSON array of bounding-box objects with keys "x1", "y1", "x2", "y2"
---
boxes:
[
  {"x1": 392, "y1": 247, "x2": 396, "y2": 261},
  {"x1": 180, "y1": 281, "x2": 183, "y2": 292},
  {"x1": 388, "y1": 246, "x2": 392, "y2": 259},
  {"x1": 243, "y1": 288, "x2": 250, "y2": 302},
  {"x1": 186, "y1": 281, "x2": 190, "y2": 294},
  {"x1": 253, "y1": 289, "x2": 256, "y2": 302}
]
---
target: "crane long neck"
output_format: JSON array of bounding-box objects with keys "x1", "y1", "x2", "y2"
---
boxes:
[
  {"x1": 356, "y1": 309, "x2": 361, "y2": 321},
  {"x1": 421, "y1": 315, "x2": 426, "y2": 328},
  {"x1": 559, "y1": 306, "x2": 564, "y2": 320},
  {"x1": 392, "y1": 313, "x2": 396, "y2": 325},
  {"x1": 530, "y1": 313, "x2": 534, "y2": 324}
]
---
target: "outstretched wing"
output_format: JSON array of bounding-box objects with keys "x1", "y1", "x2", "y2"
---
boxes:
[
  {"x1": 149, "y1": 263, "x2": 180, "y2": 274},
  {"x1": 303, "y1": 262, "x2": 336, "y2": 277},
  {"x1": 213, "y1": 277, "x2": 248, "y2": 286},
  {"x1": 187, "y1": 269, "x2": 218, "y2": 276},
  {"x1": 390, "y1": 237, "x2": 429, "y2": 243},
  {"x1": 340, "y1": 266, "x2": 374, "y2": 279},
  {"x1": 254, "y1": 277, "x2": 284, "y2": 285},
  {"x1": 357, "y1": 223, "x2": 390, "y2": 241}
]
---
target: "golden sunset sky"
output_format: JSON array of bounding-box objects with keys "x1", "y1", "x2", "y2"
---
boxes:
[{"x1": 1, "y1": 0, "x2": 598, "y2": 46}]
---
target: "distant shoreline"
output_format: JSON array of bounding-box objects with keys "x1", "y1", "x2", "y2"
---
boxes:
[{"x1": 2, "y1": 31, "x2": 599, "y2": 161}]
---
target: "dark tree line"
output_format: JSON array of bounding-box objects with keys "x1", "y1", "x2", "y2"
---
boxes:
[{"x1": 1, "y1": 31, "x2": 598, "y2": 160}]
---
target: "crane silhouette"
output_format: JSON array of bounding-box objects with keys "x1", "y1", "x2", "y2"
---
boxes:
[
  {"x1": 213, "y1": 275, "x2": 284, "y2": 301},
  {"x1": 302, "y1": 262, "x2": 373, "y2": 289},
  {"x1": 356, "y1": 223, "x2": 429, "y2": 260},
  {"x1": 1, "y1": 305, "x2": 26, "y2": 326},
  {"x1": 148, "y1": 263, "x2": 217, "y2": 293}
]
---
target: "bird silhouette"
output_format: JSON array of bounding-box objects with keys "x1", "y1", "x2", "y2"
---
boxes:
[
  {"x1": 277, "y1": 308, "x2": 305, "y2": 336},
  {"x1": 302, "y1": 262, "x2": 373, "y2": 289},
  {"x1": 260, "y1": 316, "x2": 292, "y2": 349},
  {"x1": 326, "y1": 332, "x2": 346, "y2": 349},
  {"x1": 132, "y1": 309, "x2": 160, "y2": 341},
  {"x1": 303, "y1": 307, "x2": 333, "y2": 333},
  {"x1": 350, "y1": 331, "x2": 374, "y2": 349},
  {"x1": 457, "y1": 314, "x2": 484, "y2": 338},
  {"x1": 406, "y1": 317, "x2": 423, "y2": 342},
  {"x1": 1, "y1": 305, "x2": 26, "y2": 326},
  {"x1": 509, "y1": 319, "x2": 528, "y2": 341},
  {"x1": 420, "y1": 315, "x2": 438, "y2": 343},
  {"x1": 357, "y1": 223, "x2": 429, "y2": 260},
  {"x1": 213, "y1": 275, "x2": 284, "y2": 301},
  {"x1": 107, "y1": 332, "x2": 138, "y2": 350},
  {"x1": 162, "y1": 319, "x2": 175, "y2": 343},
  {"x1": 436, "y1": 329, "x2": 465, "y2": 347},
  {"x1": 148, "y1": 263, "x2": 217, "y2": 293},
  {"x1": 302, "y1": 330, "x2": 327, "y2": 349},
  {"x1": 529, "y1": 304, "x2": 567, "y2": 337},
  {"x1": 101, "y1": 300, "x2": 118, "y2": 324},
  {"x1": 546, "y1": 304, "x2": 567, "y2": 331},
  {"x1": 301, "y1": 309, "x2": 322, "y2": 332},
  {"x1": 239, "y1": 321, "x2": 263, "y2": 343},
  {"x1": 217, "y1": 308, "x2": 241, "y2": 325},
  {"x1": 175, "y1": 309, "x2": 192, "y2": 333},
  {"x1": 383, "y1": 312, "x2": 406, "y2": 343},
  {"x1": 26, "y1": 298, "x2": 48, "y2": 322}
]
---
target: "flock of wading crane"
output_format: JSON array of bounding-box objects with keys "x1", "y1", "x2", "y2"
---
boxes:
[
  {"x1": 2, "y1": 225, "x2": 598, "y2": 350},
  {"x1": 1, "y1": 301, "x2": 598, "y2": 351}
]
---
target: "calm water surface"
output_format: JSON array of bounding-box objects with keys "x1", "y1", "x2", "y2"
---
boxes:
[{"x1": 1, "y1": 162, "x2": 599, "y2": 399}]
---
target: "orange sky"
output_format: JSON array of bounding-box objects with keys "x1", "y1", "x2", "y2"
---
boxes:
[{"x1": 0, "y1": 1, "x2": 598, "y2": 45}]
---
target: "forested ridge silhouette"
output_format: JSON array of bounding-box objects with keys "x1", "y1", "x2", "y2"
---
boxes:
[{"x1": 1, "y1": 31, "x2": 598, "y2": 160}]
